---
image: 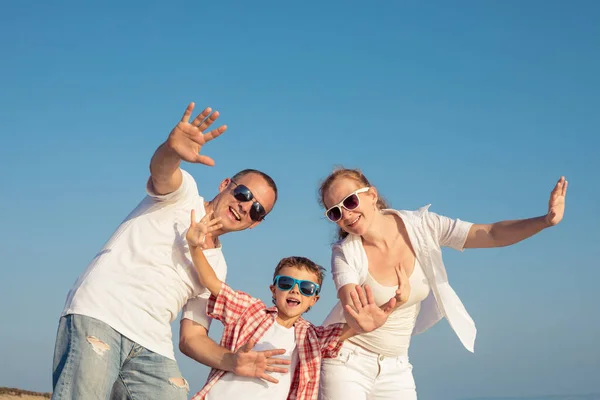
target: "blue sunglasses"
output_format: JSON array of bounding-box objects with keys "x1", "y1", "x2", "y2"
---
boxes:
[{"x1": 273, "y1": 275, "x2": 320, "y2": 297}]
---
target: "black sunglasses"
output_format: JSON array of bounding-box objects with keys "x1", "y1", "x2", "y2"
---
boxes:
[
  {"x1": 273, "y1": 275, "x2": 320, "y2": 297},
  {"x1": 231, "y1": 180, "x2": 267, "y2": 222}
]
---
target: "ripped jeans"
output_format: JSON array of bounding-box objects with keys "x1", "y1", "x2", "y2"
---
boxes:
[{"x1": 52, "y1": 314, "x2": 189, "y2": 400}]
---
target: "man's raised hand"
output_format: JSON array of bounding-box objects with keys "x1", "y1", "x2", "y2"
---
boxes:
[{"x1": 166, "y1": 102, "x2": 227, "y2": 166}]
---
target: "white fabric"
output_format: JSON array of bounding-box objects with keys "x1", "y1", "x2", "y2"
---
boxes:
[
  {"x1": 349, "y1": 259, "x2": 430, "y2": 357},
  {"x1": 207, "y1": 322, "x2": 298, "y2": 400},
  {"x1": 62, "y1": 170, "x2": 227, "y2": 360},
  {"x1": 319, "y1": 340, "x2": 416, "y2": 400},
  {"x1": 322, "y1": 206, "x2": 477, "y2": 352}
]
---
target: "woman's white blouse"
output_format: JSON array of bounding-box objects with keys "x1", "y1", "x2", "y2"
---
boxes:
[{"x1": 322, "y1": 206, "x2": 477, "y2": 352}]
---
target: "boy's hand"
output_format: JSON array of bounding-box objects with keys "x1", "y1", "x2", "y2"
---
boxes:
[
  {"x1": 344, "y1": 285, "x2": 396, "y2": 333},
  {"x1": 186, "y1": 210, "x2": 223, "y2": 248}
]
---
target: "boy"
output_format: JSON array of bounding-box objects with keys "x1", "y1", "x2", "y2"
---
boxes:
[{"x1": 185, "y1": 211, "x2": 399, "y2": 400}]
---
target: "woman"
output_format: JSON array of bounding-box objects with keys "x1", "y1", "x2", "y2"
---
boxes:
[{"x1": 317, "y1": 168, "x2": 567, "y2": 399}]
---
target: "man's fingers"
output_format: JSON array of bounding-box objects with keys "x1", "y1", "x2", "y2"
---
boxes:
[
  {"x1": 266, "y1": 356, "x2": 291, "y2": 365},
  {"x1": 194, "y1": 154, "x2": 216, "y2": 166},
  {"x1": 562, "y1": 179, "x2": 568, "y2": 196},
  {"x1": 203, "y1": 125, "x2": 227, "y2": 143},
  {"x1": 240, "y1": 339, "x2": 256, "y2": 352},
  {"x1": 181, "y1": 102, "x2": 195, "y2": 123},
  {"x1": 265, "y1": 365, "x2": 289, "y2": 374},
  {"x1": 263, "y1": 348, "x2": 287, "y2": 359},
  {"x1": 259, "y1": 373, "x2": 279, "y2": 384},
  {"x1": 190, "y1": 209, "x2": 196, "y2": 225},
  {"x1": 198, "y1": 110, "x2": 220, "y2": 131},
  {"x1": 191, "y1": 107, "x2": 213, "y2": 126}
]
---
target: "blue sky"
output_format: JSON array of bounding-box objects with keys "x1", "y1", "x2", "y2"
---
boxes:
[{"x1": 1, "y1": 1, "x2": 599, "y2": 399}]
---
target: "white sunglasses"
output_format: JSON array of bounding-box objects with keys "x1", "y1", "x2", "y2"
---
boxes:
[{"x1": 324, "y1": 187, "x2": 370, "y2": 222}]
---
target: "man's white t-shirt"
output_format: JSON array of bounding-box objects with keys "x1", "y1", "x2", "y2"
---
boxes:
[
  {"x1": 62, "y1": 170, "x2": 227, "y2": 360},
  {"x1": 206, "y1": 322, "x2": 298, "y2": 400}
]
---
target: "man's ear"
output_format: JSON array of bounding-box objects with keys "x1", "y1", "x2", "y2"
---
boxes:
[{"x1": 218, "y1": 178, "x2": 232, "y2": 193}]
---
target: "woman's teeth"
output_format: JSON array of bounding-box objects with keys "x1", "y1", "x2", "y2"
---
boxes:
[{"x1": 348, "y1": 215, "x2": 361, "y2": 226}]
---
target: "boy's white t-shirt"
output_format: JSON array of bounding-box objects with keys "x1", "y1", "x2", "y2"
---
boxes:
[
  {"x1": 206, "y1": 322, "x2": 298, "y2": 400},
  {"x1": 62, "y1": 170, "x2": 227, "y2": 360}
]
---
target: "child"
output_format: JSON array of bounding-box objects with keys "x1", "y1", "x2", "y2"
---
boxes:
[{"x1": 186, "y1": 211, "x2": 401, "y2": 400}]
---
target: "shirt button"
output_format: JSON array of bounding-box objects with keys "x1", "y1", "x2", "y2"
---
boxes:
[{"x1": 379, "y1": 355, "x2": 384, "y2": 361}]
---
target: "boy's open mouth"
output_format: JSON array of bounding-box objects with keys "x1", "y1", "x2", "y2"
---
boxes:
[{"x1": 286, "y1": 298, "x2": 301, "y2": 307}]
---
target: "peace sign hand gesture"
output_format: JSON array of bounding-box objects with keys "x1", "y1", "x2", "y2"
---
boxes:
[
  {"x1": 167, "y1": 102, "x2": 228, "y2": 166},
  {"x1": 545, "y1": 176, "x2": 568, "y2": 226}
]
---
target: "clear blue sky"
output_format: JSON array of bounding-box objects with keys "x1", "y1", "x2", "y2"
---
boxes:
[{"x1": 1, "y1": 1, "x2": 598, "y2": 399}]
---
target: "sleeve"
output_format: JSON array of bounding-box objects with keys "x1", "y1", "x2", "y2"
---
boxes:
[
  {"x1": 426, "y1": 211, "x2": 473, "y2": 251},
  {"x1": 331, "y1": 245, "x2": 361, "y2": 290},
  {"x1": 314, "y1": 323, "x2": 346, "y2": 358},
  {"x1": 206, "y1": 283, "x2": 259, "y2": 326},
  {"x1": 181, "y1": 295, "x2": 213, "y2": 330},
  {"x1": 146, "y1": 169, "x2": 198, "y2": 204}
]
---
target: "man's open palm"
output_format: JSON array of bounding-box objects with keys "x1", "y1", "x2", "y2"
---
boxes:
[{"x1": 167, "y1": 102, "x2": 227, "y2": 166}]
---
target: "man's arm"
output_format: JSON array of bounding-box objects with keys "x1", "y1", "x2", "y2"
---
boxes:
[
  {"x1": 179, "y1": 319, "x2": 290, "y2": 382},
  {"x1": 179, "y1": 320, "x2": 235, "y2": 370},
  {"x1": 464, "y1": 176, "x2": 568, "y2": 249},
  {"x1": 149, "y1": 102, "x2": 227, "y2": 195}
]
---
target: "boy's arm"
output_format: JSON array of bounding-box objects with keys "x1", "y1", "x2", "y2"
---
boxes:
[
  {"x1": 189, "y1": 242, "x2": 222, "y2": 297},
  {"x1": 186, "y1": 210, "x2": 224, "y2": 296}
]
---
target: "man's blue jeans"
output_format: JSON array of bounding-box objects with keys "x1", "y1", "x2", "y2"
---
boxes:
[{"x1": 52, "y1": 314, "x2": 189, "y2": 400}]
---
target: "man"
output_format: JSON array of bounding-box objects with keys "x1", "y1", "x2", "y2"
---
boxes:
[{"x1": 52, "y1": 102, "x2": 288, "y2": 400}]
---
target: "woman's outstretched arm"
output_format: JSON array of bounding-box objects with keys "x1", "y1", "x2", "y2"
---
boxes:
[{"x1": 464, "y1": 176, "x2": 568, "y2": 249}]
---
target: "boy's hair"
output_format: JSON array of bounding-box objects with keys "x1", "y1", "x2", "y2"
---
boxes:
[{"x1": 272, "y1": 256, "x2": 326, "y2": 287}]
